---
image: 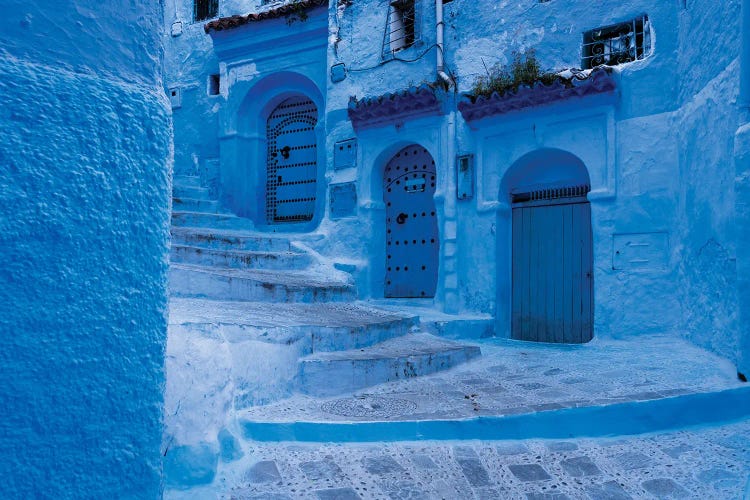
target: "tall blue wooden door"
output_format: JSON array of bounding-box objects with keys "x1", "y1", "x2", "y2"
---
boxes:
[
  {"x1": 511, "y1": 186, "x2": 593, "y2": 343},
  {"x1": 384, "y1": 145, "x2": 439, "y2": 298},
  {"x1": 266, "y1": 96, "x2": 318, "y2": 223}
]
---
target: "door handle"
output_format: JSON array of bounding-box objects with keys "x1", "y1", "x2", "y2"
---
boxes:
[
  {"x1": 396, "y1": 213, "x2": 408, "y2": 224},
  {"x1": 280, "y1": 145, "x2": 291, "y2": 159}
]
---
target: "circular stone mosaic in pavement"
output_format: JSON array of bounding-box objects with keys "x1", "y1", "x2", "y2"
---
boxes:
[{"x1": 321, "y1": 396, "x2": 417, "y2": 418}]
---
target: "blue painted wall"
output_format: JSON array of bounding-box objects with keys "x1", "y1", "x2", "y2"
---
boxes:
[
  {"x1": 0, "y1": 1, "x2": 171, "y2": 497},
  {"x1": 164, "y1": 0, "x2": 749, "y2": 373}
]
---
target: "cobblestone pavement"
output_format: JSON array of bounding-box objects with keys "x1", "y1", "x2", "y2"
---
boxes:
[
  {"x1": 169, "y1": 420, "x2": 750, "y2": 499},
  {"x1": 241, "y1": 335, "x2": 742, "y2": 423}
]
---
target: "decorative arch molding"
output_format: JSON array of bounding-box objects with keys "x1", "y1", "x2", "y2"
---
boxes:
[
  {"x1": 235, "y1": 71, "x2": 324, "y2": 136},
  {"x1": 500, "y1": 148, "x2": 591, "y2": 203},
  {"x1": 219, "y1": 71, "x2": 325, "y2": 231},
  {"x1": 473, "y1": 106, "x2": 616, "y2": 213}
]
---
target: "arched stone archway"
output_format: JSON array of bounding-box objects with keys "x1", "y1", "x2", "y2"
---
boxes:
[
  {"x1": 220, "y1": 71, "x2": 325, "y2": 230},
  {"x1": 498, "y1": 149, "x2": 593, "y2": 343}
]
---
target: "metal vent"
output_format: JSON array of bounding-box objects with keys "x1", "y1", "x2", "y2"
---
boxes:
[{"x1": 512, "y1": 185, "x2": 590, "y2": 204}]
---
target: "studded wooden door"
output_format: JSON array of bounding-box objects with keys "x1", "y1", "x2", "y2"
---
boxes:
[
  {"x1": 511, "y1": 186, "x2": 593, "y2": 343},
  {"x1": 384, "y1": 145, "x2": 439, "y2": 298},
  {"x1": 266, "y1": 96, "x2": 318, "y2": 224}
]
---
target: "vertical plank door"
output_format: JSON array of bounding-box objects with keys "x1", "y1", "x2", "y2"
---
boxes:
[{"x1": 511, "y1": 198, "x2": 592, "y2": 343}]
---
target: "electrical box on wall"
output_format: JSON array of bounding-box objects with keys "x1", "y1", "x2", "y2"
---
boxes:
[
  {"x1": 171, "y1": 20, "x2": 183, "y2": 37},
  {"x1": 334, "y1": 138, "x2": 357, "y2": 170},
  {"x1": 330, "y1": 63, "x2": 347, "y2": 83},
  {"x1": 456, "y1": 154, "x2": 474, "y2": 200},
  {"x1": 330, "y1": 182, "x2": 357, "y2": 219},
  {"x1": 168, "y1": 87, "x2": 182, "y2": 109},
  {"x1": 612, "y1": 232, "x2": 669, "y2": 271}
]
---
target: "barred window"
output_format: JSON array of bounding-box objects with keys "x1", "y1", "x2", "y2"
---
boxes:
[
  {"x1": 194, "y1": 0, "x2": 219, "y2": 22},
  {"x1": 582, "y1": 15, "x2": 651, "y2": 69},
  {"x1": 383, "y1": 0, "x2": 417, "y2": 59}
]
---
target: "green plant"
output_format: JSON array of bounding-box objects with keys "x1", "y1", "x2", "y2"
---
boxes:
[
  {"x1": 471, "y1": 49, "x2": 558, "y2": 98},
  {"x1": 285, "y1": 0, "x2": 310, "y2": 25}
]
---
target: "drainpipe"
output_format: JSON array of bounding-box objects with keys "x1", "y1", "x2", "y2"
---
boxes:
[
  {"x1": 435, "y1": 0, "x2": 453, "y2": 88},
  {"x1": 741, "y1": 0, "x2": 750, "y2": 119}
]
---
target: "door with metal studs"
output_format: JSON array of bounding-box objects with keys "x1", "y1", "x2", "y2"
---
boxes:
[
  {"x1": 511, "y1": 185, "x2": 593, "y2": 343},
  {"x1": 383, "y1": 145, "x2": 439, "y2": 298},
  {"x1": 266, "y1": 96, "x2": 318, "y2": 224}
]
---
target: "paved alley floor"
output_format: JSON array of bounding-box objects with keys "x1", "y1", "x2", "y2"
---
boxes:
[
  {"x1": 241, "y1": 334, "x2": 742, "y2": 423},
  {"x1": 166, "y1": 332, "x2": 750, "y2": 499},
  {"x1": 171, "y1": 419, "x2": 750, "y2": 499}
]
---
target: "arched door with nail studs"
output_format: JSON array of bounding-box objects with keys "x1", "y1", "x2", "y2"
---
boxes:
[
  {"x1": 383, "y1": 145, "x2": 439, "y2": 298},
  {"x1": 265, "y1": 96, "x2": 318, "y2": 224}
]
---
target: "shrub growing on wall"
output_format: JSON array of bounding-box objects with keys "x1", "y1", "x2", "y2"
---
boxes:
[{"x1": 471, "y1": 49, "x2": 558, "y2": 98}]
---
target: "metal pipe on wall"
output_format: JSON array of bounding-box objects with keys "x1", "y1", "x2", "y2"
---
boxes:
[{"x1": 435, "y1": 0, "x2": 453, "y2": 87}]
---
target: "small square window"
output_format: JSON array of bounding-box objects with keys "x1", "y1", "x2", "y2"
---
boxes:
[
  {"x1": 194, "y1": 0, "x2": 218, "y2": 22},
  {"x1": 383, "y1": 0, "x2": 417, "y2": 59},
  {"x1": 208, "y1": 74, "x2": 220, "y2": 96},
  {"x1": 582, "y1": 15, "x2": 651, "y2": 69}
]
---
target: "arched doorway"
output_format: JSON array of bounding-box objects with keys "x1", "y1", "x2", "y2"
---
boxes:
[
  {"x1": 265, "y1": 95, "x2": 318, "y2": 224},
  {"x1": 383, "y1": 145, "x2": 439, "y2": 298},
  {"x1": 501, "y1": 149, "x2": 593, "y2": 343}
]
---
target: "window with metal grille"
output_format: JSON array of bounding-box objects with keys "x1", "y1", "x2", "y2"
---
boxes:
[
  {"x1": 582, "y1": 15, "x2": 650, "y2": 69},
  {"x1": 383, "y1": 0, "x2": 417, "y2": 59},
  {"x1": 194, "y1": 0, "x2": 218, "y2": 22}
]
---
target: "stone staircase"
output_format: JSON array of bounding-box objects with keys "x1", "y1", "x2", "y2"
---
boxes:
[{"x1": 168, "y1": 174, "x2": 481, "y2": 404}]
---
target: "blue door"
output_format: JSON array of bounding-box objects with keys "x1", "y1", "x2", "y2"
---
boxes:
[
  {"x1": 266, "y1": 96, "x2": 318, "y2": 223},
  {"x1": 384, "y1": 145, "x2": 439, "y2": 298},
  {"x1": 511, "y1": 186, "x2": 593, "y2": 343}
]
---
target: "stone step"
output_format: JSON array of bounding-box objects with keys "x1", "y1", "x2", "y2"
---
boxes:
[
  {"x1": 169, "y1": 298, "x2": 418, "y2": 353},
  {"x1": 173, "y1": 175, "x2": 202, "y2": 188},
  {"x1": 170, "y1": 263, "x2": 356, "y2": 303},
  {"x1": 171, "y1": 227, "x2": 292, "y2": 252},
  {"x1": 366, "y1": 301, "x2": 495, "y2": 340},
  {"x1": 173, "y1": 185, "x2": 210, "y2": 200},
  {"x1": 170, "y1": 244, "x2": 312, "y2": 270},
  {"x1": 172, "y1": 211, "x2": 256, "y2": 231},
  {"x1": 298, "y1": 333, "x2": 482, "y2": 397},
  {"x1": 173, "y1": 197, "x2": 220, "y2": 213}
]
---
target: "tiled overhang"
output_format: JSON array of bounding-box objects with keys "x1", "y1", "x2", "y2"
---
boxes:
[
  {"x1": 458, "y1": 67, "x2": 617, "y2": 122},
  {"x1": 348, "y1": 84, "x2": 445, "y2": 129},
  {"x1": 205, "y1": 0, "x2": 328, "y2": 33}
]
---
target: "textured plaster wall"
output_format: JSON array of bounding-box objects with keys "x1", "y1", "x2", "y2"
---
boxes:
[
  {"x1": 0, "y1": 1, "x2": 171, "y2": 498},
  {"x1": 168, "y1": 0, "x2": 748, "y2": 367},
  {"x1": 674, "y1": 0, "x2": 743, "y2": 366},
  {"x1": 324, "y1": 0, "x2": 687, "y2": 332},
  {"x1": 164, "y1": 0, "x2": 232, "y2": 176}
]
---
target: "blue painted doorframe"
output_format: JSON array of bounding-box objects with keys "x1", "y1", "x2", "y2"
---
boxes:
[
  {"x1": 511, "y1": 186, "x2": 593, "y2": 343},
  {"x1": 384, "y1": 145, "x2": 439, "y2": 298},
  {"x1": 265, "y1": 96, "x2": 318, "y2": 224}
]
